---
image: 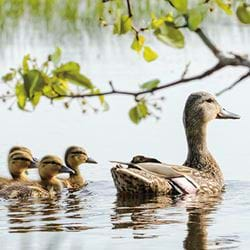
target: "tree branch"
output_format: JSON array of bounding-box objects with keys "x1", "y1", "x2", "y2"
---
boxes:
[
  {"x1": 196, "y1": 29, "x2": 222, "y2": 59},
  {"x1": 53, "y1": 62, "x2": 225, "y2": 100},
  {"x1": 216, "y1": 70, "x2": 250, "y2": 96}
]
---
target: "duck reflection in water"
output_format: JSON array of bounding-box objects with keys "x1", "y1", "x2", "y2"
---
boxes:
[
  {"x1": 112, "y1": 193, "x2": 227, "y2": 248},
  {"x1": 5, "y1": 192, "x2": 91, "y2": 233}
]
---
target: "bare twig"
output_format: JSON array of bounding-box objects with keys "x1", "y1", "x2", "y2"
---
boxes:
[
  {"x1": 216, "y1": 70, "x2": 250, "y2": 96},
  {"x1": 181, "y1": 62, "x2": 191, "y2": 79},
  {"x1": 126, "y1": 0, "x2": 133, "y2": 17}
]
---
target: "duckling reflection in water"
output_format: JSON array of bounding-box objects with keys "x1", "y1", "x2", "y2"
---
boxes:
[
  {"x1": 0, "y1": 146, "x2": 38, "y2": 188},
  {"x1": 0, "y1": 155, "x2": 74, "y2": 199},
  {"x1": 62, "y1": 146, "x2": 97, "y2": 189},
  {"x1": 111, "y1": 92, "x2": 240, "y2": 195}
]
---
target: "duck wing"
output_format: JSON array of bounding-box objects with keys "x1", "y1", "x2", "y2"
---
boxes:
[{"x1": 111, "y1": 161, "x2": 198, "y2": 195}]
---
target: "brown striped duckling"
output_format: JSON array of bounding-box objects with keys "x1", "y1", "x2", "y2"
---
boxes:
[
  {"x1": 63, "y1": 146, "x2": 97, "y2": 189},
  {"x1": 111, "y1": 91, "x2": 240, "y2": 196},
  {"x1": 0, "y1": 146, "x2": 37, "y2": 188},
  {"x1": 0, "y1": 155, "x2": 74, "y2": 199}
]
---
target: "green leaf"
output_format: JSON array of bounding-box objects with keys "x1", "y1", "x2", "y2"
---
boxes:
[
  {"x1": 140, "y1": 79, "x2": 160, "y2": 90},
  {"x1": 215, "y1": 0, "x2": 233, "y2": 15},
  {"x1": 120, "y1": 15, "x2": 132, "y2": 34},
  {"x1": 54, "y1": 62, "x2": 93, "y2": 89},
  {"x1": 131, "y1": 35, "x2": 145, "y2": 52},
  {"x1": 188, "y1": 5, "x2": 208, "y2": 31},
  {"x1": 236, "y1": 4, "x2": 250, "y2": 24},
  {"x1": 113, "y1": 13, "x2": 132, "y2": 35},
  {"x1": 43, "y1": 85, "x2": 58, "y2": 98},
  {"x1": 143, "y1": 46, "x2": 158, "y2": 62},
  {"x1": 22, "y1": 54, "x2": 30, "y2": 74},
  {"x1": 129, "y1": 106, "x2": 141, "y2": 124},
  {"x1": 52, "y1": 80, "x2": 69, "y2": 95},
  {"x1": 31, "y1": 92, "x2": 42, "y2": 107},
  {"x1": 129, "y1": 101, "x2": 149, "y2": 124},
  {"x1": 137, "y1": 101, "x2": 148, "y2": 118},
  {"x1": 51, "y1": 47, "x2": 62, "y2": 65},
  {"x1": 154, "y1": 22, "x2": 185, "y2": 48},
  {"x1": 54, "y1": 62, "x2": 80, "y2": 74},
  {"x1": 168, "y1": 0, "x2": 187, "y2": 13},
  {"x1": 23, "y1": 70, "x2": 44, "y2": 99},
  {"x1": 15, "y1": 83, "x2": 27, "y2": 109},
  {"x1": 65, "y1": 72, "x2": 93, "y2": 89},
  {"x1": 2, "y1": 71, "x2": 16, "y2": 82}
]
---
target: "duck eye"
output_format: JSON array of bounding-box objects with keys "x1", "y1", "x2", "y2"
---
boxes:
[{"x1": 206, "y1": 98, "x2": 213, "y2": 103}]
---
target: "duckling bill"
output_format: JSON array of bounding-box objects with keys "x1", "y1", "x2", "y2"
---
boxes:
[{"x1": 111, "y1": 91, "x2": 240, "y2": 196}]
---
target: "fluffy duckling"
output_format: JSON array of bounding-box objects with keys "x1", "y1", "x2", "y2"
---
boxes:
[
  {"x1": 0, "y1": 147, "x2": 37, "y2": 188},
  {"x1": 63, "y1": 146, "x2": 97, "y2": 189},
  {"x1": 0, "y1": 155, "x2": 74, "y2": 199}
]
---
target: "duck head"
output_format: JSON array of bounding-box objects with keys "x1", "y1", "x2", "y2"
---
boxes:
[
  {"x1": 64, "y1": 146, "x2": 97, "y2": 173},
  {"x1": 131, "y1": 155, "x2": 161, "y2": 164},
  {"x1": 183, "y1": 91, "x2": 240, "y2": 168},
  {"x1": 39, "y1": 155, "x2": 74, "y2": 180},
  {"x1": 9, "y1": 146, "x2": 39, "y2": 163},
  {"x1": 8, "y1": 149, "x2": 37, "y2": 181},
  {"x1": 183, "y1": 91, "x2": 240, "y2": 128}
]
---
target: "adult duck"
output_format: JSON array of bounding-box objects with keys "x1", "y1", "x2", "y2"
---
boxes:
[
  {"x1": 0, "y1": 155, "x2": 74, "y2": 199},
  {"x1": 111, "y1": 91, "x2": 240, "y2": 195},
  {"x1": 63, "y1": 146, "x2": 97, "y2": 189}
]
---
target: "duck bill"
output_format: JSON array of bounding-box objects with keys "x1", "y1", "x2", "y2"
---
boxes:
[
  {"x1": 216, "y1": 108, "x2": 240, "y2": 120},
  {"x1": 29, "y1": 160, "x2": 38, "y2": 169},
  {"x1": 33, "y1": 157, "x2": 39, "y2": 163},
  {"x1": 86, "y1": 157, "x2": 98, "y2": 164},
  {"x1": 60, "y1": 165, "x2": 75, "y2": 174}
]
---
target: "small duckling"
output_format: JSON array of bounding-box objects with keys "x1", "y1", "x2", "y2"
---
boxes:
[
  {"x1": 39, "y1": 155, "x2": 75, "y2": 193},
  {"x1": 0, "y1": 147, "x2": 37, "y2": 188},
  {"x1": 63, "y1": 146, "x2": 97, "y2": 189},
  {"x1": 0, "y1": 155, "x2": 74, "y2": 199}
]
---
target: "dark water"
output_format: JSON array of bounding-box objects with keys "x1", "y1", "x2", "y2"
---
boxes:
[{"x1": 0, "y1": 180, "x2": 249, "y2": 249}]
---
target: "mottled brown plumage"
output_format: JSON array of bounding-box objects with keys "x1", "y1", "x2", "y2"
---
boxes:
[{"x1": 111, "y1": 91, "x2": 240, "y2": 195}]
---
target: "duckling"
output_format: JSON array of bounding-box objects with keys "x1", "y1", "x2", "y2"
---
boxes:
[
  {"x1": 39, "y1": 155, "x2": 75, "y2": 193},
  {"x1": 0, "y1": 155, "x2": 74, "y2": 199},
  {"x1": 111, "y1": 91, "x2": 240, "y2": 195},
  {"x1": 0, "y1": 147, "x2": 37, "y2": 188},
  {"x1": 63, "y1": 146, "x2": 97, "y2": 189}
]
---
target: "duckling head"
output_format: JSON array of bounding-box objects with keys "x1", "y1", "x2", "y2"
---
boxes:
[
  {"x1": 8, "y1": 150, "x2": 37, "y2": 181},
  {"x1": 64, "y1": 146, "x2": 97, "y2": 171},
  {"x1": 9, "y1": 146, "x2": 39, "y2": 163},
  {"x1": 183, "y1": 91, "x2": 240, "y2": 128},
  {"x1": 39, "y1": 155, "x2": 74, "y2": 180}
]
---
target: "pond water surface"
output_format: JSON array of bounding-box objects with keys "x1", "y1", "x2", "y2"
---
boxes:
[{"x1": 0, "y1": 6, "x2": 250, "y2": 250}]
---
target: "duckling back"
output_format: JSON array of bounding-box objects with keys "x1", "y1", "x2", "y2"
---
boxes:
[{"x1": 0, "y1": 183, "x2": 49, "y2": 199}]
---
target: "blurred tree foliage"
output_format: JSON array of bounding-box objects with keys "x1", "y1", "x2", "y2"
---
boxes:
[{"x1": 1, "y1": 0, "x2": 250, "y2": 123}]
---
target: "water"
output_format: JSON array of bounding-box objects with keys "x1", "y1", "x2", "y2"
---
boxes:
[
  {"x1": 1, "y1": 3, "x2": 250, "y2": 249},
  {"x1": 0, "y1": 180, "x2": 249, "y2": 249}
]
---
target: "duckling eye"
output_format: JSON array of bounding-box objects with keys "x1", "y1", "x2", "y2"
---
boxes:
[{"x1": 206, "y1": 98, "x2": 214, "y2": 103}]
